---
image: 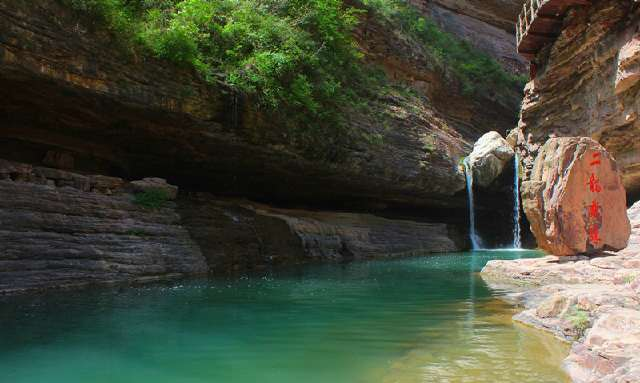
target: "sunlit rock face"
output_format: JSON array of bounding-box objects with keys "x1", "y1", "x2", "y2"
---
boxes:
[
  {"x1": 522, "y1": 137, "x2": 630, "y2": 256},
  {"x1": 468, "y1": 131, "x2": 514, "y2": 188},
  {"x1": 408, "y1": 0, "x2": 527, "y2": 75},
  {"x1": 616, "y1": 35, "x2": 640, "y2": 95},
  {"x1": 481, "y1": 202, "x2": 640, "y2": 383},
  {"x1": 515, "y1": 0, "x2": 640, "y2": 200}
]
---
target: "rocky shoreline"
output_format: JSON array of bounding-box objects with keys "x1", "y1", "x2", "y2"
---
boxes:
[
  {"x1": 0, "y1": 157, "x2": 466, "y2": 294},
  {"x1": 481, "y1": 201, "x2": 640, "y2": 382}
]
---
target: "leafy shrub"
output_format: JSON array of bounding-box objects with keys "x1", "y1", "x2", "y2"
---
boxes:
[
  {"x1": 66, "y1": 0, "x2": 370, "y2": 160},
  {"x1": 64, "y1": 0, "x2": 523, "y2": 158},
  {"x1": 565, "y1": 306, "x2": 590, "y2": 338},
  {"x1": 133, "y1": 188, "x2": 171, "y2": 209}
]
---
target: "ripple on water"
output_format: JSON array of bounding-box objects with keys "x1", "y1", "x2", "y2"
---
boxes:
[{"x1": 0, "y1": 251, "x2": 568, "y2": 383}]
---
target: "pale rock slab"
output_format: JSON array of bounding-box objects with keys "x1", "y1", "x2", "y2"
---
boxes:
[{"x1": 468, "y1": 131, "x2": 515, "y2": 187}]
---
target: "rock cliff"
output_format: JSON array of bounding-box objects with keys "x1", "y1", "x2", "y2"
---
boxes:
[
  {"x1": 0, "y1": 0, "x2": 520, "y2": 212},
  {"x1": 179, "y1": 194, "x2": 463, "y2": 272},
  {"x1": 0, "y1": 0, "x2": 522, "y2": 290},
  {"x1": 515, "y1": 0, "x2": 640, "y2": 201},
  {"x1": 0, "y1": 159, "x2": 465, "y2": 293},
  {"x1": 410, "y1": 0, "x2": 527, "y2": 74},
  {"x1": 0, "y1": 160, "x2": 208, "y2": 293}
]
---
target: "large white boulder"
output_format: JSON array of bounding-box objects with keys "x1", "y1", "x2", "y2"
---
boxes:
[{"x1": 468, "y1": 131, "x2": 514, "y2": 187}]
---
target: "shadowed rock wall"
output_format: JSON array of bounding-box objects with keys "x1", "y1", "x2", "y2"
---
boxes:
[{"x1": 0, "y1": 160, "x2": 465, "y2": 293}]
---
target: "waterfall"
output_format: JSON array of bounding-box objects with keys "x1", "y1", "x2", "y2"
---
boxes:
[
  {"x1": 513, "y1": 153, "x2": 522, "y2": 249},
  {"x1": 463, "y1": 158, "x2": 481, "y2": 250}
]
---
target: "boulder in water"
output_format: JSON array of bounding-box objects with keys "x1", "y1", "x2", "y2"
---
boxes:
[
  {"x1": 522, "y1": 137, "x2": 630, "y2": 256},
  {"x1": 468, "y1": 131, "x2": 514, "y2": 187}
]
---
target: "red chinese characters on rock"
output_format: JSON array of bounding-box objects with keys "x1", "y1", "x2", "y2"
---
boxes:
[
  {"x1": 588, "y1": 174, "x2": 602, "y2": 193},
  {"x1": 587, "y1": 153, "x2": 602, "y2": 246}
]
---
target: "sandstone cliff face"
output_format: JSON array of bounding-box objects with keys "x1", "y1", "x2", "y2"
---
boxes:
[
  {"x1": 0, "y1": 0, "x2": 522, "y2": 212},
  {"x1": 179, "y1": 195, "x2": 463, "y2": 272},
  {"x1": 0, "y1": 161, "x2": 208, "y2": 294},
  {"x1": 410, "y1": 0, "x2": 527, "y2": 74},
  {"x1": 516, "y1": 0, "x2": 640, "y2": 200},
  {"x1": 0, "y1": 159, "x2": 465, "y2": 292},
  {"x1": 0, "y1": 0, "x2": 522, "y2": 290}
]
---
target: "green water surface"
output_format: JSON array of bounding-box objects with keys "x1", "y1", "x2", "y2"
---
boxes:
[{"x1": 0, "y1": 250, "x2": 569, "y2": 383}]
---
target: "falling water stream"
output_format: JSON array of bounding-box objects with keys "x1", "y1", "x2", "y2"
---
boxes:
[
  {"x1": 513, "y1": 153, "x2": 522, "y2": 249},
  {"x1": 463, "y1": 158, "x2": 481, "y2": 250}
]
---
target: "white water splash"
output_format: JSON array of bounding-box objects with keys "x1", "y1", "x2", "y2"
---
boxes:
[
  {"x1": 513, "y1": 153, "x2": 522, "y2": 249},
  {"x1": 463, "y1": 158, "x2": 481, "y2": 250}
]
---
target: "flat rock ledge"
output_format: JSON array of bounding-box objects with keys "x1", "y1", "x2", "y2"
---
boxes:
[
  {"x1": 0, "y1": 159, "x2": 208, "y2": 294},
  {"x1": 481, "y1": 201, "x2": 640, "y2": 383}
]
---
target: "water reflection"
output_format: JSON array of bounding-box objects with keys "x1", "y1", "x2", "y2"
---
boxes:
[{"x1": 0, "y1": 251, "x2": 568, "y2": 383}]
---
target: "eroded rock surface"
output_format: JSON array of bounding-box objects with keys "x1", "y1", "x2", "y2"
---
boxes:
[
  {"x1": 178, "y1": 194, "x2": 463, "y2": 272},
  {"x1": 0, "y1": 0, "x2": 523, "y2": 212},
  {"x1": 129, "y1": 178, "x2": 179, "y2": 200},
  {"x1": 482, "y1": 201, "x2": 640, "y2": 383},
  {"x1": 413, "y1": 0, "x2": 527, "y2": 74},
  {"x1": 516, "y1": 0, "x2": 640, "y2": 199},
  {"x1": 522, "y1": 137, "x2": 630, "y2": 256},
  {"x1": 0, "y1": 158, "x2": 465, "y2": 291},
  {"x1": 467, "y1": 131, "x2": 514, "y2": 187},
  {"x1": 0, "y1": 160, "x2": 208, "y2": 294}
]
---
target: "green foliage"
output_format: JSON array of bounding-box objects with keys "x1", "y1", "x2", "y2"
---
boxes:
[
  {"x1": 66, "y1": 0, "x2": 371, "y2": 160},
  {"x1": 65, "y1": 0, "x2": 523, "y2": 158},
  {"x1": 133, "y1": 188, "x2": 171, "y2": 209},
  {"x1": 624, "y1": 274, "x2": 636, "y2": 284},
  {"x1": 565, "y1": 306, "x2": 590, "y2": 338},
  {"x1": 422, "y1": 134, "x2": 436, "y2": 153},
  {"x1": 361, "y1": 0, "x2": 526, "y2": 101}
]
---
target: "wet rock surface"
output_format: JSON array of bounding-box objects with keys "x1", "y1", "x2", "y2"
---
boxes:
[
  {"x1": 482, "y1": 201, "x2": 640, "y2": 382},
  {"x1": 522, "y1": 137, "x2": 630, "y2": 256}
]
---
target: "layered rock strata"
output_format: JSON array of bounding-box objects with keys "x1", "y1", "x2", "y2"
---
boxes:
[
  {"x1": 179, "y1": 194, "x2": 463, "y2": 272},
  {"x1": 0, "y1": 159, "x2": 465, "y2": 292},
  {"x1": 0, "y1": 160, "x2": 208, "y2": 294},
  {"x1": 412, "y1": 0, "x2": 527, "y2": 74},
  {"x1": 0, "y1": 0, "x2": 522, "y2": 212},
  {"x1": 522, "y1": 137, "x2": 630, "y2": 256},
  {"x1": 515, "y1": 0, "x2": 640, "y2": 199}
]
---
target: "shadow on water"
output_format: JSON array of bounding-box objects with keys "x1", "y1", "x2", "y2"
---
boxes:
[{"x1": 0, "y1": 250, "x2": 568, "y2": 383}]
